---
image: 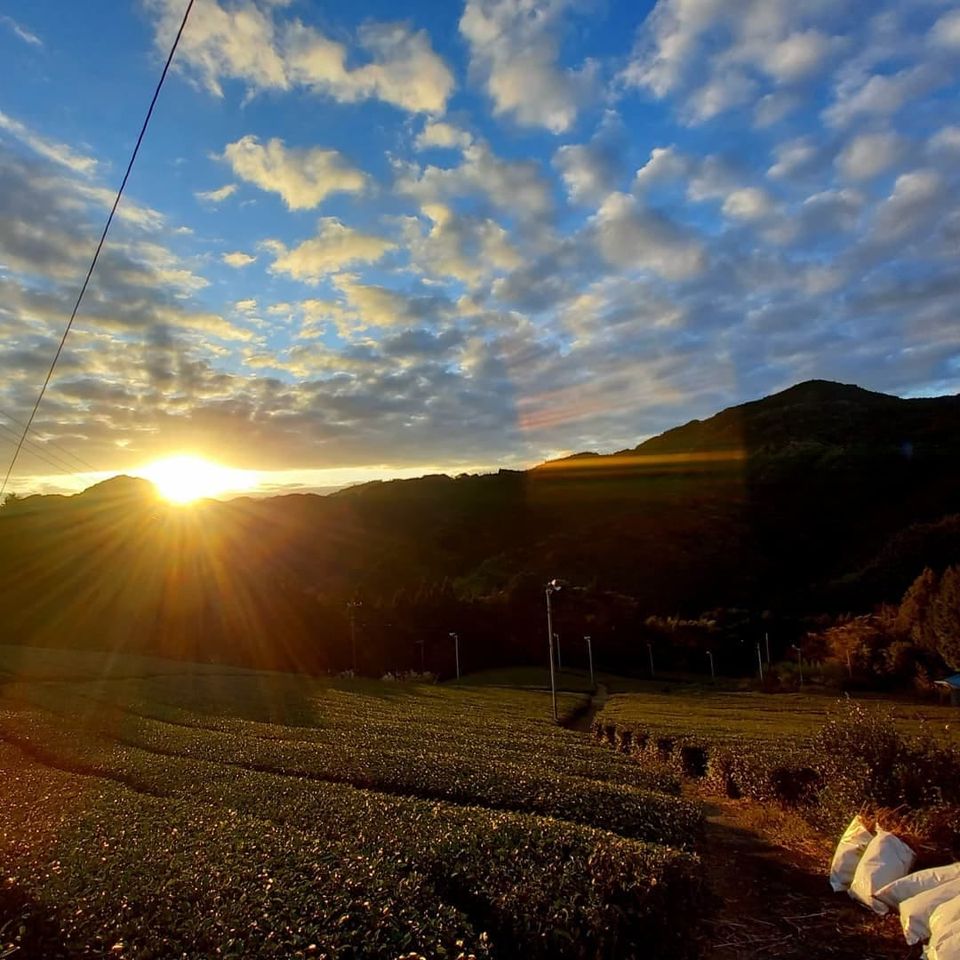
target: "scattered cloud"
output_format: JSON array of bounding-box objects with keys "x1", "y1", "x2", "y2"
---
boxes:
[
  {"x1": 0, "y1": 110, "x2": 98, "y2": 176},
  {"x1": 415, "y1": 121, "x2": 473, "y2": 151},
  {"x1": 459, "y1": 0, "x2": 598, "y2": 133},
  {"x1": 148, "y1": 0, "x2": 454, "y2": 113},
  {"x1": 223, "y1": 136, "x2": 367, "y2": 210},
  {"x1": 930, "y1": 10, "x2": 960, "y2": 50},
  {"x1": 0, "y1": 15, "x2": 42, "y2": 47},
  {"x1": 222, "y1": 251, "x2": 256, "y2": 268},
  {"x1": 835, "y1": 130, "x2": 904, "y2": 180},
  {"x1": 397, "y1": 141, "x2": 553, "y2": 224},
  {"x1": 196, "y1": 183, "x2": 237, "y2": 203},
  {"x1": 593, "y1": 192, "x2": 706, "y2": 280},
  {"x1": 267, "y1": 218, "x2": 395, "y2": 283},
  {"x1": 553, "y1": 111, "x2": 626, "y2": 205}
]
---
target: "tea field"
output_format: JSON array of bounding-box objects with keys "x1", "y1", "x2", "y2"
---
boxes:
[
  {"x1": 596, "y1": 682, "x2": 960, "y2": 746},
  {"x1": 0, "y1": 646, "x2": 702, "y2": 959}
]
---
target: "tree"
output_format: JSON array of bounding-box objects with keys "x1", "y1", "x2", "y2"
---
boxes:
[
  {"x1": 930, "y1": 565, "x2": 960, "y2": 668},
  {"x1": 897, "y1": 566, "x2": 939, "y2": 649}
]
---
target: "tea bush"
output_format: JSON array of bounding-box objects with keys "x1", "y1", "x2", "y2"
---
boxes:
[{"x1": 0, "y1": 672, "x2": 705, "y2": 960}]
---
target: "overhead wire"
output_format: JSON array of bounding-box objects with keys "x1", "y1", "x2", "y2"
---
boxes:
[
  {"x1": 0, "y1": 0, "x2": 195, "y2": 499},
  {"x1": 0, "y1": 408, "x2": 99, "y2": 474},
  {"x1": 0, "y1": 421, "x2": 88, "y2": 476}
]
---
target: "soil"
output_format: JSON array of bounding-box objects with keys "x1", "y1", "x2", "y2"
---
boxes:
[{"x1": 693, "y1": 790, "x2": 916, "y2": 959}]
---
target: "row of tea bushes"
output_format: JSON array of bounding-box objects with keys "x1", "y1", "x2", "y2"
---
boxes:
[{"x1": 0, "y1": 730, "x2": 703, "y2": 959}]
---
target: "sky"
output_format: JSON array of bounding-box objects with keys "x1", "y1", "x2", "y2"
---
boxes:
[{"x1": 0, "y1": 0, "x2": 959, "y2": 497}]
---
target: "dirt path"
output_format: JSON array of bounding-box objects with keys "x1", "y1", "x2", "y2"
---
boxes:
[
  {"x1": 692, "y1": 790, "x2": 911, "y2": 959},
  {"x1": 567, "y1": 682, "x2": 608, "y2": 732}
]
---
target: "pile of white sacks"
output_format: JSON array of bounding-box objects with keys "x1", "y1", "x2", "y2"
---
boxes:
[{"x1": 830, "y1": 816, "x2": 960, "y2": 958}]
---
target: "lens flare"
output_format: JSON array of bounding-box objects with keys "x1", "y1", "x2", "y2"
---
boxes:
[{"x1": 137, "y1": 455, "x2": 253, "y2": 504}]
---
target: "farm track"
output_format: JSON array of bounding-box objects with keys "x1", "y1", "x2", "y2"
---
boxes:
[
  {"x1": 566, "y1": 682, "x2": 609, "y2": 732},
  {"x1": 694, "y1": 791, "x2": 909, "y2": 959}
]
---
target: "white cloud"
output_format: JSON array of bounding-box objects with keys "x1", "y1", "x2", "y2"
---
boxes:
[
  {"x1": 684, "y1": 71, "x2": 757, "y2": 123},
  {"x1": 870, "y1": 169, "x2": 948, "y2": 244},
  {"x1": 223, "y1": 136, "x2": 366, "y2": 210},
  {"x1": 722, "y1": 186, "x2": 774, "y2": 221},
  {"x1": 267, "y1": 218, "x2": 395, "y2": 283},
  {"x1": 403, "y1": 203, "x2": 521, "y2": 287},
  {"x1": 285, "y1": 20, "x2": 454, "y2": 114},
  {"x1": 148, "y1": 0, "x2": 453, "y2": 113},
  {"x1": 835, "y1": 130, "x2": 903, "y2": 180},
  {"x1": 397, "y1": 141, "x2": 553, "y2": 223},
  {"x1": 414, "y1": 121, "x2": 473, "y2": 151},
  {"x1": 930, "y1": 10, "x2": 960, "y2": 50},
  {"x1": 762, "y1": 29, "x2": 834, "y2": 83},
  {"x1": 824, "y1": 64, "x2": 941, "y2": 128},
  {"x1": 222, "y1": 251, "x2": 256, "y2": 268},
  {"x1": 0, "y1": 15, "x2": 42, "y2": 47},
  {"x1": 459, "y1": 0, "x2": 598, "y2": 133},
  {"x1": 195, "y1": 183, "x2": 237, "y2": 203},
  {"x1": 553, "y1": 113, "x2": 625, "y2": 205},
  {"x1": 332, "y1": 274, "x2": 448, "y2": 330},
  {"x1": 775, "y1": 188, "x2": 863, "y2": 244},
  {"x1": 753, "y1": 91, "x2": 798, "y2": 128},
  {"x1": 621, "y1": 0, "x2": 726, "y2": 97},
  {"x1": 149, "y1": 0, "x2": 288, "y2": 97},
  {"x1": 634, "y1": 145, "x2": 691, "y2": 192},
  {"x1": 621, "y1": 0, "x2": 842, "y2": 123},
  {"x1": 928, "y1": 125, "x2": 960, "y2": 157},
  {"x1": 768, "y1": 137, "x2": 821, "y2": 181},
  {"x1": 635, "y1": 147, "x2": 773, "y2": 222},
  {"x1": 0, "y1": 110, "x2": 98, "y2": 176},
  {"x1": 593, "y1": 192, "x2": 706, "y2": 281}
]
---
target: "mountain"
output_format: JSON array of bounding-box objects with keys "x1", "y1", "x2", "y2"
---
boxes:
[{"x1": 2, "y1": 380, "x2": 959, "y2": 675}]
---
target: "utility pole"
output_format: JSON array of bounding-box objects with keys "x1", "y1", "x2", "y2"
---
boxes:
[
  {"x1": 794, "y1": 645, "x2": 804, "y2": 686},
  {"x1": 707, "y1": 650, "x2": 715, "y2": 682},
  {"x1": 554, "y1": 632, "x2": 562, "y2": 672},
  {"x1": 756, "y1": 642, "x2": 764, "y2": 683},
  {"x1": 765, "y1": 631, "x2": 771, "y2": 666},
  {"x1": 545, "y1": 581, "x2": 561, "y2": 722},
  {"x1": 449, "y1": 632, "x2": 460, "y2": 679},
  {"x1": 584, "y1": 635, "x2": 594, "y2": 689},
  {"x1": 647, "y1": 642, "x2": 655, "y2": 678}
]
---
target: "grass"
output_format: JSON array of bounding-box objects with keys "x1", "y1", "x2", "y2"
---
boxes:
[
  {"x1": 0, "y1": 646, "x2": 702, "y2": 960},
  {"x1": 595, "y1": 682, "x2": 960, "y2": 746}
]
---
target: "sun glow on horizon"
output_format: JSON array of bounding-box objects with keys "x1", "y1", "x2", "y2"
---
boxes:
[{"x1": 137, "y1": 455, "x2": 255, "y2": 504}]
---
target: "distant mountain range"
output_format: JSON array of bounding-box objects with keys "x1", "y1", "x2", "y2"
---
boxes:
[{"x1": 3, "y1": 380, "x2": 959, "y2": 674}]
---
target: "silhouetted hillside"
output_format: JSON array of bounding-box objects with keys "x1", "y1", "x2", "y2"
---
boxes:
[{"x1": 2, "y1": 380, "x2": 958, "y2": 675}]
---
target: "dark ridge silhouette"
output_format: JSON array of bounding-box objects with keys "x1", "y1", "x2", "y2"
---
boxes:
[{"x1": 1, "y1": 380, "x2": 958, "y2": 676}]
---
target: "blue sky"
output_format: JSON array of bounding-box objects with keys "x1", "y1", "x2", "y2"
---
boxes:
[{"x1": 1, "y1": 0, "x2": 959, "y2": 495}]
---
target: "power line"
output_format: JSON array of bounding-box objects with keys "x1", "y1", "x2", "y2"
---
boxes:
[
  {"x1": 0, "y1": 408, "x2": 99, "y2": 473},
  {"x1": 0, "y1": 0, "x2": 195, "y2": 499},
  {"x1": 0, "y1": 432, "x2": 88, "y2": 480},
  {"x1": 0, "y1": 422, "x2": 85, "y2": 476}
]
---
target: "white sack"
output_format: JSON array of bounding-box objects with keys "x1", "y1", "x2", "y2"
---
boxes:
[
  {"x1": 900, "y1": 878, "x2": 960, "y2": 945},
  {"x1": 877, "y1": 863, "x2": 960, "y2": 910},
  {"x1": 848, "y1": 828, "x2": 915, "y2": 914},
  {"x1": 930, "y1": 897, "x2": 960, "y2": 957},
  {"x1": 931, "y1": 919, "x2": 960, "y2": 960},
  {"x1": 829, "y1": 816, "x2": 874, "y2": 893}
]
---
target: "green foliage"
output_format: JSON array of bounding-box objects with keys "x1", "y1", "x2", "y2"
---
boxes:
[
  {"x1": 594, "y1": 688, "x2": 960, "y2": 855},
  {"x1": 0, "y1": 668, "x2": 703, "y2": 959}
]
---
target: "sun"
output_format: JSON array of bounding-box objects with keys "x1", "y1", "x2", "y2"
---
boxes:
[{"x1": 138, "y1": 455, "x2": 252, "y2": 504}]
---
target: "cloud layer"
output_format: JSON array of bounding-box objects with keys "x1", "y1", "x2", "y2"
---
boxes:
[{"x1": 0, "y1": 0, "x2": 958, "y2": 493}]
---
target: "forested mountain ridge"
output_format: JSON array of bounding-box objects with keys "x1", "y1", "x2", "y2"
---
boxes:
[{"x1": 2, "y1": 380, "x2": 959, "y2": 675}]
